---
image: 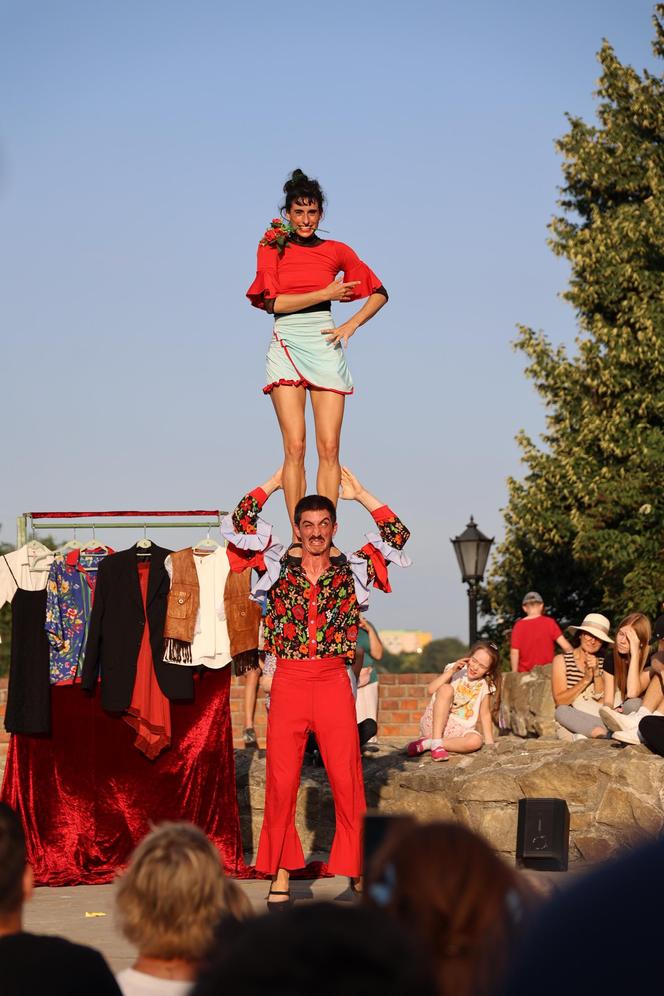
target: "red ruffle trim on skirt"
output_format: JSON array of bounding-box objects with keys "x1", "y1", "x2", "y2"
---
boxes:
[
  {"x1": 263, "y1": 377, "x2": 309, "y2": 394},
  {"x1": 263, "y1": 378, "x2": 354, "y2": 396}
]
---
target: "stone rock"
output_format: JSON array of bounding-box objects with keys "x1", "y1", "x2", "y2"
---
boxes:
[
  {"x1": 467, "y1": 804, "x2": 519, "y2": 853},
  {"x1": 596, "y1": 784, "x2": 664, "y2": 837},
  {"x1": 518, "y1": 758, "x2": 605, "y2": 807},
  {"x1": 235, "y1": 736, "x2": 664, "y2": 865},
  {"x1": 573, "y1": 834, "x2": 620, "y2": 863},
  {"x1": 456, "y1": 772, "x2": 523, "y2": 803},
  {"x1": 500, "y1": 666, "x2": 556, "y2": 738}
]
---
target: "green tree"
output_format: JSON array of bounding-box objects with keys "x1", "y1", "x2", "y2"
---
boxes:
[
  {"x1": 484, "y1": 6, "x2": 664, "y2": 635},
  {"x1": 419, "y1": 637, "x2": 467, "y2": 672},
  {"x1": 376, "y1": 636, "x2": 468, "y2": 673}
]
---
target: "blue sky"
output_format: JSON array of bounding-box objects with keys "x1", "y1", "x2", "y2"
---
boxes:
[{"x1": 0, "y1": 0, "x2": 658, "y2": 639}]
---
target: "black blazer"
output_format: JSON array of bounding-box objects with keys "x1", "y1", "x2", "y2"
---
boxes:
[{"x1": 82, "y1": 544, "x2": 194, "y2": 711}]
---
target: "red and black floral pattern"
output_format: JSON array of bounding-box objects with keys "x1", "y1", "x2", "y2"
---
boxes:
[{"x1": 229, "y1": 490, "x2": 410, "y2": 661}]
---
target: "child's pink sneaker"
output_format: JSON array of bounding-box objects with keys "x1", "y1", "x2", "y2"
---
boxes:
[
  {"x1": 431, "y1": 746, "x2": 450, "y2": 762},
  {"x1": 406, "y1": 737, "x2": 429, "y2": 757}
]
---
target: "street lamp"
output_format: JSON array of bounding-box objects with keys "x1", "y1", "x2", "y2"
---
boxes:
[{"x1": 451, "y1": 516, "x2": 494, "y2": 645}]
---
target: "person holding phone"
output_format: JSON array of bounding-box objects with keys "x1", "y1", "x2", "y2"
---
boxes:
[
  {"x1": 407, "y1": 642, "x2": 500, "y2": 761},
  {"x1": 246, "y1": 169, "x2": 388, "y2": 539}
]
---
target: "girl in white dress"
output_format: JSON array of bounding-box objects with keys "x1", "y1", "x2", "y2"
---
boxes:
[{"x1": 407, "y1": 641, "x2": 500, "y2": 761}]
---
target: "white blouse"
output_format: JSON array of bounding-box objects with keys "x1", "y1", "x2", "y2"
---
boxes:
[
  {"x1": 0, "y1": 544, "x2": 54, "y2": 642},
  {"x1": 164, "y1": 546, "x2": 232, "y2": 669}
]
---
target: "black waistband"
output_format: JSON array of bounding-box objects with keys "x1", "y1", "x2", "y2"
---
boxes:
[{"x1": 286, "y1": 302, "x2": 332, "y2": 317}]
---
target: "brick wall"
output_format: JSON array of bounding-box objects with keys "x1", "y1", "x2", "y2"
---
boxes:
[
  {"x1": 0, "y1": 673, "x2": 434, "y2": 752},
  {"x1": 230, "y1": 671, "x2": 434, "y2": 749}
]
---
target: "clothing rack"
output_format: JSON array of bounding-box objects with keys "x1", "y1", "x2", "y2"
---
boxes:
[{"x1": 17, "y1": 509, "x2": 228, "y2": 548}]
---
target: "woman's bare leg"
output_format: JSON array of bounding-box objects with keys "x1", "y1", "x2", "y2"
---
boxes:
[
  {"x1": 270, "y1": 385, "x2": 307, "y2": 536},
  {"x1": 310, "y1": 389, "x2": 345, "y2": 506},
  {"x1": 243, "y1": 668, "x2": 260, "y2": 731},
  {"x1": 431, "y1": 685, "x2": 454, "y2": 740}
]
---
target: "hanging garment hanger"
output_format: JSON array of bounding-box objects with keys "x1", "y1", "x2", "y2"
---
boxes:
[
  {"x1": 136, "y1": 524, "x2": 152, "y2": 556},
  {"x1": 193, "y1": 525, "x2": 220, "y2": 555},
  {"x1": 79, "y1": 524, "x2": 111, "y2": 555},
  {"x1": 23, "y1": 537, "x2": 54, "y2": 572},
  {"x1": 46, "y1": 527, "x2": 85, "y2": 560}
]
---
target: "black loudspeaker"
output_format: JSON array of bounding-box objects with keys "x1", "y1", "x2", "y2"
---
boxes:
[{"x1": 516, "y1": 798, "x2": 570, "y2": 871}]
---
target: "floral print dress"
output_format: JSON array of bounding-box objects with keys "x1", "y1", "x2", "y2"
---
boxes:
[{"x1": 45, "y1": 548, "x2": 111, "y2": 684}]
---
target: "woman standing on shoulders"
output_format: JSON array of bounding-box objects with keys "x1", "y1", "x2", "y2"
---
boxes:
[{"x1": 246, "y1": 169, "x2": 388, "y2": 538}]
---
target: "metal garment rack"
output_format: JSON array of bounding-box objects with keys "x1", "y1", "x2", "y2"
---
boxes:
[{"x1": 17, "y1": 509, "x2": 228, "y2": 548}]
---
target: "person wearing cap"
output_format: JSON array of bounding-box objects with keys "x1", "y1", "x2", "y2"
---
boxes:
[
  {"x1": 599, "y1": 613, "x2": 664, "y2": 745},
  {"x1": 509, "y1": 593, "x2": 572, "y2": 673},
  {"x1": 551, "y1": 613, "x2": 614, "y2": 740}
]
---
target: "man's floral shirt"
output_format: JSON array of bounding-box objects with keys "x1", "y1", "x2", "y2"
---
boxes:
[{"x1": 230, "y1": 489, "x2": 409, "y2": 660}]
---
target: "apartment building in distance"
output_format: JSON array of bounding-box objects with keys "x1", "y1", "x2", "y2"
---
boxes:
[{"x1": 379, "y1": 629, "x2": 433, "y2": 655}]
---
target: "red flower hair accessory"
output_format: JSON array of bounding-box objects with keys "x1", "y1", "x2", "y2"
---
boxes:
[{"x1": 259, "y1": 218, "x2": 293, "y2": 254}]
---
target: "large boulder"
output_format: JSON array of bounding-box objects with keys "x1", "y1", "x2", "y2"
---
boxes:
[
  {"x1": 499, "y1": 665, "x2": 556, "y2": 737},
  {"x1": 235, "y1": 736, "x2": 664, "y2": 865}
]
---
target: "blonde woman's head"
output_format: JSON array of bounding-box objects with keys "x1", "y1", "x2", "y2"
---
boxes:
[{"x1": 115, "y1": 822, "x2": 251, "y2": 961}]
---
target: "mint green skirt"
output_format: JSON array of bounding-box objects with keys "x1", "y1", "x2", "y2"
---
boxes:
[{"x1": 263, "y1": 313, "x2": 354, "y2": 396}]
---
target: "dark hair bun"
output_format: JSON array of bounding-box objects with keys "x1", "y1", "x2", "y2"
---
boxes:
[
  {"x1": 281, "y1": 169, "x2": 325, "y2": 212},
  {"x1": 285, "y1": 168, "x2": 308, "y2": 189}
]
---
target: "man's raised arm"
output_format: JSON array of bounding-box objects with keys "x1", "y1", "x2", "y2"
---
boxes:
[
  {"x1": 229, "y1": 469, "x2": 283, "y2": 537},
  {"x1": 340, "y1": 467, "x2": 410, "y2": 551},
  {"x1": 222, "y1": 468, "x2": 283, "y2": 574}
]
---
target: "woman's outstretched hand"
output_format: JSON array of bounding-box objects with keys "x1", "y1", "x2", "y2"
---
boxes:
[
  {"x1": 340, "y1": 467, "x2": 382, "y2": 513},
  {"x1": 339, "y1": 467, "x2": 363, "y2": 501},
  {"x1": 325, "y1": 278, "x2": 361, "y2": 302},
  {"x1": 261, "y1": 467, "x2": 283, "y2": 496},
  {"x1": 321, "y1": 320, "x2": 358, "y2": 348}
]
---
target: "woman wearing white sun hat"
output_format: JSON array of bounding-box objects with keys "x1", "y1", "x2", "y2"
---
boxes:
[{"x1": 551, "y1": 613, "x2": 614, "y2": 740}]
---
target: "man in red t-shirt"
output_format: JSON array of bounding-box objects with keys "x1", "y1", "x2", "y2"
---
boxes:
[{"x1": 510, "y1": 592, "x2": 572, "y2": 673}]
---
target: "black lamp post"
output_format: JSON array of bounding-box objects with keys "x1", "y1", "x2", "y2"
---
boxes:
[{"x1": 451, "y1": 517, "x2": 494, "y2": 645}]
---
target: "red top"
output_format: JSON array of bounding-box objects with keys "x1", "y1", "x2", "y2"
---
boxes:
[
  {"x1": 510, "y1": 615, "x2": 563, "y2": 672},
  {"x1": 246, "y1": 240, "x2": 383, "y2": 310}
]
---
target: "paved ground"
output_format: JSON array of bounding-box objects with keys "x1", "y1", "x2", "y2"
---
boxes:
[{"x1": 24, "y1": 873, "x2": 362, "y2": 973}]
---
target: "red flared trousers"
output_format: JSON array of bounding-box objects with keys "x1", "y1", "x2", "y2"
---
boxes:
[{"x1": 255, "y1": 656, "x2": 366, "y2": 877}]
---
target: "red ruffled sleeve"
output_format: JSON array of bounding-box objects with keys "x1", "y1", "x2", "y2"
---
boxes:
[
  {"x1": 246, "y1": 244, "x2": 280, "y2": 310},
  {"x1": 337, "y1": 242, "x2": 383, "y2": 301}
]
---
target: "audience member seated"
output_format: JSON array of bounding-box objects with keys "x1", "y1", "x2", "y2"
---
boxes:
[
  {"x1": 598, "y1": 612, "x2": 653, "y2": 737},
  {"x1": 0, "y1": 803, "x2": 121, "y2": 996},
  {"x1": 192, "y1": 902, "x2": 438, "y2": 996},
  {"x1": 604, "y1": 622, "x2": 664, "y2": 744},
  {"x1": 364, "y1": 820, "x2": 535, "y2": 996},
  {"x1": 115, "y1": 822, "x2": 251, "y2": 996},
  {"x1": 501, "y1": 836, "x2": 664, "y2": 994},
  {"x1": 551, "y1": 613, "x2": 613, "y2": 739},
  {"x1": 509, "y1": 591, "x2": 572, "y2": 673},
  {"x1": 406, "y1": 641, "x2": 500, "y2": 761}
]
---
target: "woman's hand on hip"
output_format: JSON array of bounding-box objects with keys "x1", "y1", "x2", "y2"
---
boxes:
[
  {"x1": 325, "y1": 278, "x2": 361, "y2": 302},
  {"x1": 322, "y1": 320, "x2": 358, "y2": 348}
]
